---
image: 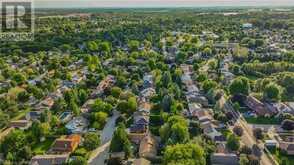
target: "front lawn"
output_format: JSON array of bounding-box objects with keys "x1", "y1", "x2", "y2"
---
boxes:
[
  {"x1": 245, "y1": 117, "x2": 281, "y2": 125},
  {"x1": 269, "y1": 148, "x2": 294, "y2": 165},
  {"x1": 32, "y1": 138, "x2": 55, "y2": 154}
]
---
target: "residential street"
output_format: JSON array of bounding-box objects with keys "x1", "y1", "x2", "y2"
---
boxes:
[
  {"x1": 235, "y1": 118, "x2": 276, "y2": 165},
  {"x1": 229, "y1": 107, "x2": 278, "y2": 165},
  {"x1": 88, "y1": 110, "x2": 120, "y2": 165}
]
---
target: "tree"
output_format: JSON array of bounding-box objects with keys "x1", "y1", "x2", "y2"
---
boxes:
[
  {"x1": 162, "y1": 71, "x2": 172, "y2": 87},
  {"x1": 78, "y1": 89, "x2": 88, "y2": 105},
  {"x1": 202, "y1": 80, "x2": 218, "y2": 93},
  {"x1": 162, "y1": 95, "x2": 173, "y2": 112},
  {"x1": 226, "y1": 134, "x2": 240, "y2": 151},
  {"x1": 233, "y1": 126, "x2": 244, "y2": 136},
  {"x1": 111, "y1": 87, "x2": 122, "y2": 98},
  {"x1": 159, "y1": 115, "x2": 189, "y2": 144},
  {"x1": 163, "y1": 143, "x2": 206, "y2": 165},
  {"x1": 31, "y1": 121, "x2": 51, "y2": 141},
  {"x1": 12, "y1": 73, "x2": 26, "y2": 85},
  {"x1": 91, "y1": 111, "x2": 108, "y2": 129},
  {"x1": 51, "y1": 98, "x2": 66, "y2": 112},
  {"x1": 128, "y1": 40, "x2": 140, "y2": 52},
  {"x1": 99, "y1": 42, "x2": 111, "y2": 55},
  {"x1": 253, "y1": 128, "x2": 264, "y2": 140},
  {"x1": 0, "y1": 112, "x2": 9, "y2": 128},
  {"x1": 87, "y1": 41, "x2": 98, "y2": 52},
  {"x1": 117, "y1": 100, "x2": 129, "y2": 114},
  {"x1": 17, "y1": 91, "x2": 30, "y2": 102},
  {"x1": 240, "y1": 154, "x2": 249, "y2": 165},
  {"x1": 203, "y1": 47, "x2": 212, "y2": 56},
  {"x1": 263, "y1": 83, "x2": 283, "y2": 101},
  {"x1": 69, "y1": 156, "x2": 87, "y2": 165},
  {"x1": 83, "y1": 132, "x2": 100, "y2": 151},
  {"x1": 69, "y1": 100, "x2": 80, "y2": 115},
  {"x1": 110, "y1": 123, "x2": 131, "y2": 158},
  {"x1": 127, "y1": 97, "x2": 137, "y2": 113},
  {"x1": 229, "y1": 77, "x2": 250, "y2": 96},
  {"x1": 0, "y1": 130, "x2": 28, "y2": 160},
  {"x1": 91, "y1": 99, "x2": 113, "y2": 115}
]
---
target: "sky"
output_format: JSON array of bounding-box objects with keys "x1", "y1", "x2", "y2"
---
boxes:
[{"x1": 34, "y1": 0, "x2": 294, "y2": 8}]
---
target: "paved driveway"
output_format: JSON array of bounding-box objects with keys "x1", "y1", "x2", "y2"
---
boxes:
[{"x1": 88, "y1": 110, "x2": 120, "y2": 165}]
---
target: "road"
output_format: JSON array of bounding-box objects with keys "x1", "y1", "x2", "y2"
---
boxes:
[
  {"x1": 228, "y1": 104, "x2": 277, "y2": 165},
  {"x1": 234, "y1": 118, "x2": 275, "y2": 165},
  {"x1": 88, "y1": 110, "x2": 120, "y2": 165}
]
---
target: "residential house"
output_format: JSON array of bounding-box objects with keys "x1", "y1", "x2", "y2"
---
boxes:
[
  {"x1": 26, "y1": 111, "x2": 42, "y2": 121},
  {"x1": 138, "y1": 102, "x2": 152, "y2": 114},
  {"x1": 186, "y1": 94, "x2": 209, "y2": 107},
  {"x1": 129, "y1": 125, "x2": 148, "y2": 144},
  {"x1": 277, "y1": 135, "x2": 294, "y2": 155},
  {"x1": 285, "y1": 102, "x2": 294, "y2": 115},
  {"x1": 242, "y1": 23, "x2": 253, "y2": 29},
  {"x1": 245, "y1": 96, "x2": 276, "y2": 117},
  {"x1": 139, "y1": 134, "x2": 158, "y2": 160},
  {"x1": 210, "y1": 153, "x2": 239, "y2": 165},
  {"x1": 80, "y1": 99, "x2": 95, "y2": 113},
  {"x1": 143, "y1": 74, "x2": 153, "y2": 88},
  {"x1": 65, "y1": 116, "x2": 89, "y2": 134},
  {"x1": 265, "y1": 139, "x2": 278, "y2": 148},
  {"x1": 181, "y1": 74, "x2": 193, "y2": 86},
  {"x1": 186, "y1": 84, "x2": 200, "y2": 94},
  {"x1": 180, "y1": 64, "x2": 193, "y2": 75},
  {"x1": 222, "y1": 71, "x2": 235, "y2": 85},
  {"x1": 9, "y1": 120, "x2": 32, "y2": 130},
  {"x1": 187, "y1": 103, "x2": 202, "y2": 118},
  {"x1": 30, "y1": 154, "x2": 69, "y2": 165},
  {"x1": 62, "y1": 80, "x2": 75, "y2": 88},
  {"x1": 59, "y1": 112, "x2": 73, "y2": 123},
  {"x1": 35, "y1": 97, "x2": 55, "y2": 111},
  {"x1": 215, "y1": 143, "x2": 228, "y2": 153},
  {"x1": 91, "y1": 75, "x2": 116, "y2": 97},
  {"x1": 196, "y1": 109, "x2": 214, "y2": 123},
  {"x1": 133, "y1": 110, "x2": 149, "y2": 126},
  {"x1": 140, "y1": 88, "x2": 155, "y2": 100},
  {"x1": 129, "y1": 109, "x2": 149, "y2": 144},
  {"x1": 51, "y1": 134, "x2": 81, "y2": 153},
  {"x1": 201, "y1": 121, "x2": 222, "y2": 140}
]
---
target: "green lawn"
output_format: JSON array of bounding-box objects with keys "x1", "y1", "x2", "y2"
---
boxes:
[
  {"x1": 32, "y1": 138, "x2": 55, "y2": 154},
  {"x1": 269, "y1": 148, "x2": 294, "y2": 165},
  {"x1": 245, "y1": 117, "x2": 281, "y2": 125}
]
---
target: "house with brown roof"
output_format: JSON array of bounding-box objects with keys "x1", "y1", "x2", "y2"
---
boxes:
[
  {"x1": 35, "y1": 96, "x2": 55, "y2": 111},
  {"x1": 140, "y1": 88, "x2": 156, "y2": 100},
  {"x1": 201, "y1": 121, "x2": 222, "y2": 140},
  {"x1": 277, "y1": 135, "x2": 294, "y2": 155},
  {"x1": 138, "y1": 102, "x2": 152, "y2": 114},
  {"x1": 91, "y1": 75, "x2": 115, "y2": 97},
  {"x1": 129, "y1": 110, "x2": 149, "y2": 144},
  {"x1": 51, "y1": 134, "x2": 81, "y2": 153},
  {"x1": 139, "y1": 134, "x2": 158, "y2": 160},
  {"x1": 245, "y1": 96, "x2": 276, "y2": 117},
  {"x1": 9, "y1": 120, "x2": 32, "y2": 130},
  {"x1": 30, "y1": 154, "x2": 69, "y2": 165},
  {"x1": 210, "y1": 153, "x2": 239, "y2": 165}
]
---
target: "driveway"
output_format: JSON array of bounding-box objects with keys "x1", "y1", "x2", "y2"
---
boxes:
[{"x1": 88, "y1": 110, "x2": 120, "y2": 165}]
